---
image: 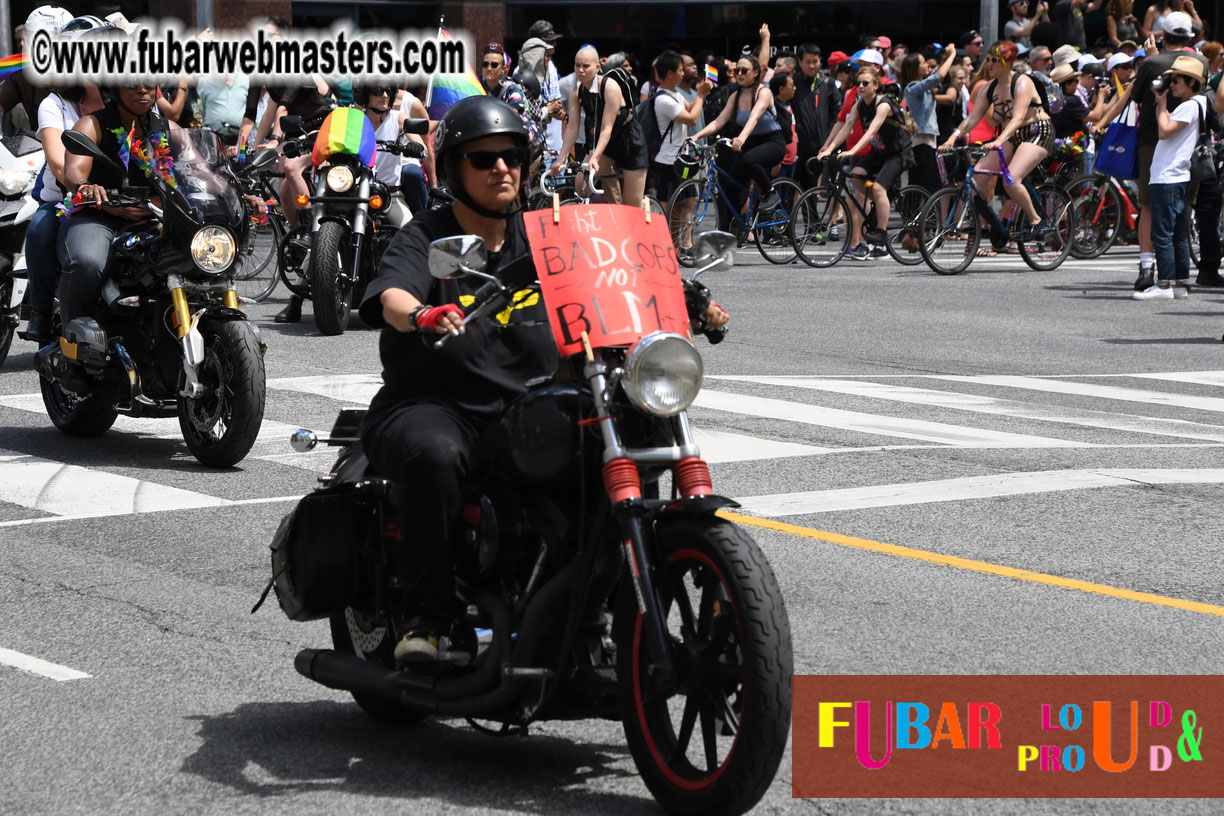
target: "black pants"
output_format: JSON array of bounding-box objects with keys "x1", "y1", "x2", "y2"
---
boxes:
[
  {"x1": 1193, "y1": 175, "x2": 1222, "y2": 278},
  {"x1": 360, "y1": 395, "x2": 483, "y2": 627},
  {"x1": 720, "y1": 132, "x2": 786, "y2": 231},
  {"x1": 909, "y1": 144, "x2": 941, "y2": 195}
]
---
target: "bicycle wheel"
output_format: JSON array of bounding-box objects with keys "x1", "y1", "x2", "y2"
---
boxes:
[
  {"x1": 1066, "y1": 175, "x2": 1120, "y2": 259},
  {"x1": 232, "y1": 212, "x2": 285, "y2": 302},
  {"x1": 668, "y1": 178, "x2": 717, "y2": 268},
  {"x1": 788, "y1": 186, "x2": 851, "y2": 268},
  {"x1": 1019, "y1": 184, "x2": 1074, "y2": 271},
  {"x1": 917, "y1": 187, "x2": 979, "y2": 275},
  {"x1": 645, "y1": 194, "x2": 666, "y2": 218},
  {"x1": 885, "y1": 185, "x2": 929, "y2": 266},
  {"x1": 754, "y1": 178, "x2": 802, "y2": 264}
]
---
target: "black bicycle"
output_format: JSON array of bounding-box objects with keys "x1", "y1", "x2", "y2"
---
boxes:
[{"x1": 787, "y1": 155, "x2": 929, "y2": 268}]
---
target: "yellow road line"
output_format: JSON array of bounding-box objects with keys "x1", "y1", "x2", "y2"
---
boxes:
[{"x1": 718, "y1": 510, "x2": 1224, "y2": 618}]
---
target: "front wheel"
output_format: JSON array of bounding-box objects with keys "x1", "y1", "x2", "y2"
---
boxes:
[
  {"x1": 178, "y1": 319, "x2": 266, "y2": 467},
  {"x1": 753, "y1": 178, "x2": 802, "y2": 264},
  {"x1": 0, "y1": 278, "x2": 14, "y2": 366},
  {"x1": 616, "y1": 517, "x2": 792, "y2": 816},
  {"x1": 886, "y1": 185, "x2": 930, "y2": 266},
  {"x1": 310, "y1": 221, "x2": 354, "y2": 336},
  {"x1": 788, "y1": 186, "x2": 851, "y2": 268},
  {"x1": 918, "y1": 186, "x2": 979, "y2": 275},
  {"x1": 1018, "y1": 184, "x2": 1074, "y2": 271},
  {"x1": 668, "y1": 178, "x2": 718, "y2": 268}
]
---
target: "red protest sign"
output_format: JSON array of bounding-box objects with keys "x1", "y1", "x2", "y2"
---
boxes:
[{"x1": 523, "y1": 204, "x2": 690, "y2": 356}]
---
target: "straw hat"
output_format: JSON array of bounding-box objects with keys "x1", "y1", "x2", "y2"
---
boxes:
[
  {"x1": 1050, "y1": 63, "x2": 1080, "y2": 84},
  {"x1": 1162, "y1": 54, "x2": 1207, "y2": 85}
]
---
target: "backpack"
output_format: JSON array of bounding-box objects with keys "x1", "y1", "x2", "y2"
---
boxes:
[
  {"x1": 600, "y1": 67, "x2": 638, "y2": 125},
  {"x1": 988, "y1": 72, "x2": 1053, "y2": 118},
  {"x1": 881, "y1": 86, "x2": 920, "y2": 135},
  {"x1": 860, "y1": 94, "x2": 916, "y2": 168},
  {"x1": 635, "y1": 88, "x2": 678, "y2": 163}
]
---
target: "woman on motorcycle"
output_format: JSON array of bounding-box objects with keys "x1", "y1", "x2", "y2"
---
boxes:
[
  {"x1": 356, "y1": 96, "x2": 557, "y2": 663},
  {"x1": 59, "y1": 81, "x2": 176, "y2": 367}
]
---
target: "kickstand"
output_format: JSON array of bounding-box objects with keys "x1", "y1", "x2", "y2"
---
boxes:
[{"x1": 466, "y1": 718, "x2": 529, "y2": 737}]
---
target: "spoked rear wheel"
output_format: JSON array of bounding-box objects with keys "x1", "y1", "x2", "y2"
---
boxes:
[
  {"x1": 233, "y1": 212, "x2": 285, "y2": 302},
  {"x1": 616, "y1": 517, "x2": 792, "y2": 816},
  {"x1": 918, "y1": 186, "x2": 979, "y2": 275},
  {"x1": 788, "y1": 186, "x2": 850, "y2": 268},
  {"x1": 886, "y1": 185, "x2": 930, "y2": 266},
  {"x1": 669, "y1": 178, "x2": 718, "y2": 268},
  {"x1": 753, "y1": 178, "x2": 802, "y2": 264},
  {"x1": 1018, "y1": 184, "x2": 1074, "y2": 271},
  {"x1": 1066, "y1": 175, "x2": 1120, "y2": 259}
]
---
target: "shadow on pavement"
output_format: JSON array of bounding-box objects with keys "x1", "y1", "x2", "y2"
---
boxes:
[
  {"x1": 181, "y1": 701, "x2": 655, "y2": 814},
  {"x1": 1101, "y1": 337, "x2": 1224, "y2": 344}
]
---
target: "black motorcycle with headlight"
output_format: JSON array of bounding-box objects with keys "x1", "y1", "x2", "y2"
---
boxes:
[
  {"x1": 35, "y1": 128, "x2": 266, "y2": 468},
  {"x1": 262, "y1": 228, "x2": 792, "y2": 816},
  {"x1": 279, "y1": 112, "x2": 430, "y2": 336}
]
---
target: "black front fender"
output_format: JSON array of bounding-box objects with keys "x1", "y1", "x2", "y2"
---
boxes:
[{"x1": 654, "y1": 494, "x2": 741, "y2": 520}]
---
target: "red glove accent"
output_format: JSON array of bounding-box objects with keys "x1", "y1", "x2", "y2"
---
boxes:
[{"x1": 414, "y1": 303, "x2": 464, "y2": 331}]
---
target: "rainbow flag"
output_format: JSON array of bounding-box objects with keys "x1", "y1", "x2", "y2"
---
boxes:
[
  {"x1": 0, "y1": 52, "x2": 24, "y2": 83},
  {"x1": 312, "y1": 107, "x2": 376, "y2": 168},
  {"x1": 425, "y1": 29, "x2": 484, "y2": 120}
]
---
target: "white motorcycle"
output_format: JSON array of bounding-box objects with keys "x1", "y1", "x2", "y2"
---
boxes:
[{"x1": 0, "y1": 130, "x2": 45, "y2": 366}]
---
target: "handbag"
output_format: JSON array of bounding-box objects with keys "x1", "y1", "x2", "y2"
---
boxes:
[
  {"x1": 1095, "y1": 99, "x2": 1139, "y2": 180},
  {"x1": 1190, "y1": 97, "x2": 1217, "y2": 183}
]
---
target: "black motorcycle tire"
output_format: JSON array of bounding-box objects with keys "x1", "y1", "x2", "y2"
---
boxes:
[
  {"x1": 615, "y1": 516, "x2": 792, "y2": 816},
  {"x1": 40, "y1": 378, "x2": 118, "y2": 436},
  {"x1": 310, "y1": 221, "x2": 353, "y2": 336},
  {"x1": 0, "y1": 279, "x2": 14, "y2": 367},
  {"x1": 177, "y1": 319, "x2": 266, "y2": 467},
  {"x1": 328, "y1": 610, "x2": 430, "y2": 725}
]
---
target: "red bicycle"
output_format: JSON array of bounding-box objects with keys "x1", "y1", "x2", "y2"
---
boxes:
[{"x1": 1065, "y1": 172, "x2": 1139, "y2": 259}]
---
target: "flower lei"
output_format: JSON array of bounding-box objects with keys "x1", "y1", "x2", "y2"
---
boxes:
[{"x1": 58, "y1": 125, "x2": 177, "y2": 221}]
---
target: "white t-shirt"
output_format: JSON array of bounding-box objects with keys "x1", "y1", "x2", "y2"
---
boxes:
[
  {"x1": 372, "y1": 107, "x2": 402, "y2": 185},
  {"x1": 36, "y1": 93, "x2": 80, "y2": 203},
  {"x1": 558, "y1": 73, "x2": 585, "y2": 145},
  {"x1": 543, "y1": 61, "x2": 563, "y2": 152},
  {"x1": 652, "y1": 89, "x2": 687, "y2": 165},
  {"x1": 1151, "y1": 95, "x2": 1206, "y2": 185}
]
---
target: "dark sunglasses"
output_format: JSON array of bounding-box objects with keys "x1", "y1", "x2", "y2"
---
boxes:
[
  {"x1": 971, "y1": 39, "x2": 984, "y2": 46},
  {"x1": 481, "y1": 60, "x2": 503, "y2": 69},
  {"x1": 463, "y1": 148, "x2": 523, "y2": 170},
  {"x1": 857, "y1": 79, "x2": 874, "y2": 86},
  {"x1": 122, "y1": 80, "x2": 153, "y2": 90},
  {"x1": 369, "y1": 86, "x2": 393, "y2": 96},
  {"x1": 735, "y1": 67, "x2": 752, "y2": 74},
  {"x1": 986, "y1": 55, "x2": 1001, "y2": 63}
]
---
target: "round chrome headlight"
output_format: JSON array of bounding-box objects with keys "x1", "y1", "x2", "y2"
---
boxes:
[
  {"x1": 190, "y1": 226, "x2": 237, "y2": 274},
  {"x1": 326, "y1": 165, "x2": 355, "y2": 193},
  {"x1": 621, "y1": 332, "x2": 703, "y2": 416}
]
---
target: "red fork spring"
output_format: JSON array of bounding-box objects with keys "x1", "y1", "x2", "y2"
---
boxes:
[
  {"x1": 602, "y1": 458, "x2": 642, "y2": 504},
  {"x1": 674, "y1": 457, "x2": 713, "y2": 498}
]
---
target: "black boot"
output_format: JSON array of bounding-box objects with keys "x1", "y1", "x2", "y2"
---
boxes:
[
  {"x1": 274, "y1": 296, "x2": 302, "y2": 324},
  {"x1": 1134, "y1": 264, "x2": 1155, "y2": 291},
  {"x1": 25, "y1": 310, "x2": 52, "y2": 344}
]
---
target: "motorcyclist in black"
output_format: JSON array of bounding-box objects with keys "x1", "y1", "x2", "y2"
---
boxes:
[
  {"x1": 357, "y1": 97, "x2": 557, "y2": 662},
  {"x1": 58, "y1": 82, "x2": 175, "y2": 390}
]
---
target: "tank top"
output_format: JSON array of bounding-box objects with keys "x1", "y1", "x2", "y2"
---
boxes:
[
  {"x1": 90, "y1": 101, "x2": 172, "y2": 190},
  {"x1": 856, "y1": 95, "x2": 903, "y2": 154},
  {"x1": 733, "y1": 86, "x2": 781, "y2": 135},
  {"x1": 372, "y1": 107, "x2": 401, "y2": 186}
]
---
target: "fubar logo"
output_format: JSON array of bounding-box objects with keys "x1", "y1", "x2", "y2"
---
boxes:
[{"x1": 793, "y1": 676, "x2": 1221, "y2": 798}]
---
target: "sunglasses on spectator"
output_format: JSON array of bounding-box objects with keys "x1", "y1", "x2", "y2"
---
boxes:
[
  {"x1": 463, "y1": 149, "x2": 523, "y2": 170},
  {"x1": 122, "y1": 80, "x2": 153, "y2": 90},
  {"x1": 971, "y1": 39, "x2": 984, "y2": 46},
  {"x1": 735, "y1": 67, "x2": 752, "y2": 74},
  {"x1": 482, "y1": 60, "x2": 503, "y2": 69},
  {"x1": 857, "y1": 79, "x2": 875, "y2": 86}
]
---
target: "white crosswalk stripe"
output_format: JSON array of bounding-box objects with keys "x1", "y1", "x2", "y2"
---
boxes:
[{"x1": 2, "y1": 369, "x2": 1223, "y2": 524}]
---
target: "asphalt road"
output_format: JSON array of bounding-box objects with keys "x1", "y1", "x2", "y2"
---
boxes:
[{"x1": 2, "y1": 244, "x2": 1223, "y2": 815}]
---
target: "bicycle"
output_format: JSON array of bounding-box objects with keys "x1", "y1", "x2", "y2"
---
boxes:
[
  {"x1": 667, "y1": 138, "x2": 803, "y2": 266},
  {"x1": 787, "y1": 155, "x2": 929, "y2": 268},
  {"x1": 916, "y1": 145, "x2": 1074, "y2": 275},
  {"x1": 528, "y1": 158, "x2": 665, "y2": 216},
  {"x1": 1064, "y1": 171, "x2": 1139, "y2": 259},
  {"x1": 231, "y1": 154, "x2": 288, "y2": 302}
]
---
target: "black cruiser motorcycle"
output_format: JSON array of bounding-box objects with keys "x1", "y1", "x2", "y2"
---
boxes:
[
  {"x1": 278, "y1": 113, "x2": 430, "y2": 336},
  {"x1": 34, "y1": 129, "x2": 266, "y2": 468},
  {"x1": 262, "y1": 230, "x2": 790, "y2": 815}
]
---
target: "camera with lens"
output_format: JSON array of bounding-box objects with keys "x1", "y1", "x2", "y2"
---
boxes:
[{"x1": 1151, "y1": 76, "x2": 1167, "y2": 93}]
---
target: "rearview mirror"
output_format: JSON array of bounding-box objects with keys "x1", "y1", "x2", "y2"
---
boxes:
[
  {"x1": 693, "y1": 230, "x2": 737, "y2": 273},
  {"x1": 403, "y1": 117, "x2": 430, "y2": 136},
  {"x1": 279, "y1": 115, "x2": 305, "y2": 137},
  {"x1": 62, "y1": 130, "x2": 121, "y2": 170},
  {"x1": 429, "y1": 235, "x2": 488, "y2": 280}
]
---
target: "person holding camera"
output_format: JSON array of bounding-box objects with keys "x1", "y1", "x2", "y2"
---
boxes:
[{"x1": 1134, "y1": 56, "x2": 1209, "y2": 300}]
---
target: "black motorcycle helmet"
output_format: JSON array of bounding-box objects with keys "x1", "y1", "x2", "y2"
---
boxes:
[
  {"x1": 511, "y1": 67, "x2": 541, "y2": 100},
  {"x1": 434, "y1": 96, "x2": 530, "y2": 219}
]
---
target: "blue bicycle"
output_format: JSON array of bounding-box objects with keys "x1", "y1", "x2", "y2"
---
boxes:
[{"x1": 667, "y1": 138, "x2": 802, "y2": 266}]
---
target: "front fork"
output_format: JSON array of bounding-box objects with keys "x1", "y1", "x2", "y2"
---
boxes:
[
  {"x1": 586, "y1": 356, "x2": 713, "y2": 680},
  {"x1": 167, "y1": 274, "x2": 240, "y2": 399},
  {"x1": 311, "y1": 176, "x2": 370, "y2": 282}
]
